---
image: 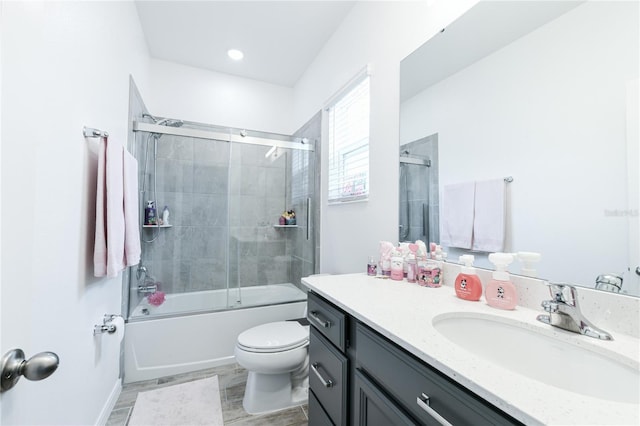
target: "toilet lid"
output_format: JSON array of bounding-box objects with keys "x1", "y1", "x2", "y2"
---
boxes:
[{"x1": 237, "y1": 321, "x2": 309, "y2": 353}]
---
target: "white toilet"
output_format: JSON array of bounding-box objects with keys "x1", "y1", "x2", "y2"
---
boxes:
[{"x1": 234, "y1": 320, "x2": 310, "y2": 414}]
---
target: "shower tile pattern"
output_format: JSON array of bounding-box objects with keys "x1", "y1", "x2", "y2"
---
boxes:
[{"x1": 106, "y1": 365, "x2": 308, "y2": 426}]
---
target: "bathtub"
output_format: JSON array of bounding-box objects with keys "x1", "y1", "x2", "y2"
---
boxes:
[{"x1": 123, "y1": 283, "x2": 307, "y2": 383}]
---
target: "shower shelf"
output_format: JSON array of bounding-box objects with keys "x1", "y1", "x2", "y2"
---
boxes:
[
  {"x1": 143, "y1": 225, "x2": 172, "y2": 228},
  {"x1": 273, "y1": 225, "x2": 298, "y2": 228}
]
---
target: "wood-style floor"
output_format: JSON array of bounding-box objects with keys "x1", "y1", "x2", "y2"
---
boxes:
[{"x1": 106, "y1": 363, "x2": 308, "y2": 426}]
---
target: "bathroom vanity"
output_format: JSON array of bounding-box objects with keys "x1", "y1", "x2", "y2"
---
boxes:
[{"x1": 303, "y1": 273, "x2": 640, "y2": 426}]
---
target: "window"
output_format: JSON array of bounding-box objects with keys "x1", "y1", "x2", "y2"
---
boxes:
[{"x1": 326, "y1": 71, "x2": 370, "y2": 204}]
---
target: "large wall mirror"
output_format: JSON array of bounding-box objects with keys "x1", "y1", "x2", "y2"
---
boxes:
[{"x1": 400, "y1": 1, "x2": 639, "y2": 296}]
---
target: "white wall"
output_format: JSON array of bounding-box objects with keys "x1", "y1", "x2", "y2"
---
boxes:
[
  {"x1": 1, "y1": 2, "x2": 149, "y2": 424},
  {"x1": 146, "y1": 58, "x2": 294, "y2": 135},
  {"x1": 400, "y1": 2, "x2": 637, "y2": 288},
  {"x1": 292, "y1": 0, "x2": 478, "y2": 273}
]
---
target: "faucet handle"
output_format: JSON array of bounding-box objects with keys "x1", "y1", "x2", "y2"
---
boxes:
[{"x1": 547, "y1": 282, "x2": 579, "y2": 307}]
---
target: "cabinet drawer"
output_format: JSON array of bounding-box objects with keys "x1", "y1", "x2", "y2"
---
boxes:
[
  {"x1": 308, "y1": 291, "x2": 347, "y2": 351},
  {"x1": 356, "y1": 323, "x2": 522, "y2": 426},
  {"x1": 308, "y1": 389, "x2": 335, "y2": 426},
  {"x1": 309, "y1": 327, "x2": 348, "y2": 426}
]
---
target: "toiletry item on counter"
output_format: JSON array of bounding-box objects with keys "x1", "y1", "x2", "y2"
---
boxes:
[
  {"x1": 390, "y1": 254, "x2": 404, "y2": 281},
  {"x1": 418, "y1": 258, "x2": 441, "y2": 287},
  {"x1": 379, "y1": 241, "x2": 394, "y2": 277},
  {"x1": 367, "y1": 256, "x2": 378, "y2": 276},
  {"x1": 144, "y1": 200, "x2": 157, "y2": 225},
  {"x1": 454, "y1": 255, "x2": 482, "y2": 301},
  {"x1": 514, "y1": 252, "x2": 541, "y2": 277},
  {"x1": 162, "y1": 206, "x2": 170, "y2": 226},
  {"x1": 485, "y1": 252, "x2": 517, "y2": 310},
  {"x1": 406, "y1": 254, "x2": 417, "y2": 283}
]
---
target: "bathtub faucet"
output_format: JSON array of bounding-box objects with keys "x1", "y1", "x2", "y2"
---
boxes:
[{"x1": 137, "y1": 284, "x2": 158, "y2": 294}]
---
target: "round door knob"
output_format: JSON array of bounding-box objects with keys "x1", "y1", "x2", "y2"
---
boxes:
[{"x1": 1, "y1": 349, "x2": 59, "y2": 392}]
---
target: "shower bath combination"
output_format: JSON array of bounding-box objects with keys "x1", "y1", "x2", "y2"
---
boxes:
[{"x1": 123, "y1": 110, "x2": 320, "y2": 382}]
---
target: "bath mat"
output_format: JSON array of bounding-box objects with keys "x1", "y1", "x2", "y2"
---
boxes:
[{"x1": 128, "y1": 376, "x2": 224, "y2": 426}]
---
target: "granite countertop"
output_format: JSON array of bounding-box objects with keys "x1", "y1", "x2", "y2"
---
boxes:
[{"x1": 301, "y1": 273, "x2": 640, "y2": 426}]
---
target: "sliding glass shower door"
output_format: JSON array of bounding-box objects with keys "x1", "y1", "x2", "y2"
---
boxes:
[{"x1": 127, "y1": 121, "x2": 316, "y2": 320}]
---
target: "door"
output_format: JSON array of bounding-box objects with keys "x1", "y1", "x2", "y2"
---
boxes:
[{"x1": 627, "y1": 78, "x2": 639, "y2": 294}]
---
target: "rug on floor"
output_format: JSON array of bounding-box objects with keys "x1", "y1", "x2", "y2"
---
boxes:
[{"x1": 128, "y1": 376, "x2": 224, "y2": 426}]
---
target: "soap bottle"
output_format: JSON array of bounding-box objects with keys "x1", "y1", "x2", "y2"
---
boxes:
[
  {"x1": 390, "y1": 250, "x2": 404, "y2": 281},
  {"x1": 485, "y1": 253, "x2": 517, "y2": 310},
  {"x1": 144, "y1": 201, "x2": 157, "y2": 225},
  {"x1": 454, "y1": 255, "x2": 482, "y2": 301},
  {"x1": 162, "y1": 206, "x2": 170, "y2": 226}
]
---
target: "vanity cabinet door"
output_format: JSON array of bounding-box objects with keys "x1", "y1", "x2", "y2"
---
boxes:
[
  {"x1": 356, "y1": 323, "x2": 522, "y2": 426},
  {"x1": 309, "y1": 327, "x2": 348, "y2": 426},
  {"x1": 354, "y1": 369, "x2": 417, "y2": 426},
  {"x1": 309, "y1": 389, "x2": 335, "y2": 426}
]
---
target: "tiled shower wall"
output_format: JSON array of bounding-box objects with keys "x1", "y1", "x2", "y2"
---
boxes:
[
  {"x1": 135, "y1": 120, "x2": 318, "y2": 296},
  {"x1": 140, "y1": 134, "x2": 232, "y2": 294}
]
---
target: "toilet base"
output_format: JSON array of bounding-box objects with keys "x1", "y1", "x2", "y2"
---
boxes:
[{"x1": 242, "y1": 371, "x2": 308, "y2": 415}]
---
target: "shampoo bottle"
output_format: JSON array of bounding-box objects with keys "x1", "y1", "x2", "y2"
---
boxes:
[
  {"x1": 485, "y1": 253, "x2": 517, "y2": 310},
  {"x1": 454, "y1": 255, "x2": 482, "y2": 301}
]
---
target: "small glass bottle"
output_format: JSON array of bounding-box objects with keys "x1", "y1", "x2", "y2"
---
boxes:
[
  {"x1": 367, "y1": 256, "x2": 378, "y2": 276},
  {"x1": 406, "y1": 254, "x2": 417, "y2": 283}
]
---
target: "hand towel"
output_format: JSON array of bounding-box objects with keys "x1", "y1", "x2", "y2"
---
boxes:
[
  {"x1": 93, "y1": 138, "x2": 108, "y2": 277},
  {"x1": 94, "y1": 138, "x2": 140, "y2": 277},
  {"x1": 123, "y1": 149, "x2": 141, "y2": 267},
  {"x1": 472, "y1": 178, "x2": 506, "y2": 252},
  {"x1": 440, "y1": 182, "x2": 475, "y2": 249},
  {"x1": 105, "y1": 138, "x2": 126, "y2": 277}
]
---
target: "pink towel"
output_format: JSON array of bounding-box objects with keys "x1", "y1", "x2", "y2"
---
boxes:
[{"x1": 94, "y1": 138, "x2": 141, "y2": 278}]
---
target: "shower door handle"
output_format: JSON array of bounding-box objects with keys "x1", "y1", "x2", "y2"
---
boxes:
[
  {"x1": 423, "y1": 203, "x2": 429, "y2": 243},
  {"x1": 306, "y1": 198, "x2": 311, "y2": 241}
]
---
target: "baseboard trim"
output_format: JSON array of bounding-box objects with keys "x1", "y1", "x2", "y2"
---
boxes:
[{"x1": 95, "y1": 379, "x2": 122, "y2": 426}]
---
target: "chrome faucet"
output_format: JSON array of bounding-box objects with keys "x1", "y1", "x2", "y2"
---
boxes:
[
  {"x1": 536, "y1": 283, "x2": 613, "y2": 340},
  {"x1": 137, "y1": 283, "x2": 158, "y2": 294}
]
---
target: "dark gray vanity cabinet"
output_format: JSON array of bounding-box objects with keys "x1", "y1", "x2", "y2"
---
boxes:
[
  {"x1": 308, "y1": 291, "x2": 349, "y2": 426},
  {"x1": 307, "y1": 290, "x2": 524, "y2": 426}
]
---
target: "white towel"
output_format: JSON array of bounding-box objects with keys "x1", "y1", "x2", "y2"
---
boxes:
[
  {"x1": 93, "y1": 138, "x2": 108, "y2": 277},
  {"x1": 123, "y1": 149, "x2": 141, "y2": 267},
  {"x1": 440, "y1": 182, "x2": 475, "y2": 249},
  {"x1": 94, "y1": 138, "x2": 140, "y2": 277},
  {"x1": 472, "y1": 178, "x2": 506, "y2": 252}
]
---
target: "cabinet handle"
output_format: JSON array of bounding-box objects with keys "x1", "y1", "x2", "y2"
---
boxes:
[
  {"x1": 309, "y1": 310, "x2": 332, "y2": 328},
  {"x1": 311, "y1": 362, "x2": 334, "y2": 388},
  {"x1": 416, "y1": 393, "x2": 453, "y2": 426}
]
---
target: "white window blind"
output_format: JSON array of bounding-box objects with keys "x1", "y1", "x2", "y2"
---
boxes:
[{"x1": 327, "y1": 73, "x2": 370, "y2": 204}]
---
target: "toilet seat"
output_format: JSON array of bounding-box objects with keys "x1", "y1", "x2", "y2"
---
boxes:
[{"x1": 237, "y1": 321, "x2": 309, "y2": 353}]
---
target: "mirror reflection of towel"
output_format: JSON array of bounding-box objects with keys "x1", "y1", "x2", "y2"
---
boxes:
[
  {"x1": 472, "y1": 179, "x2": 505, "y2": 252},
  {"x1": 441, "y1": 182, "x2": 475, "y2": 249}
]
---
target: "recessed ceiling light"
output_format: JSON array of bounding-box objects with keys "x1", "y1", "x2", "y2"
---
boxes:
[{"x1": 227, "y1": 49, "x2": 244, "y2": 61}]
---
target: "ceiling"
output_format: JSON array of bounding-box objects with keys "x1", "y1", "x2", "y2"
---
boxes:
[
  {"x1": 400, "y1": 1, "x2": 582, "y2": 102},
  {"x1": 135, "y1": 1, "x2": 356, "y2": 88}
]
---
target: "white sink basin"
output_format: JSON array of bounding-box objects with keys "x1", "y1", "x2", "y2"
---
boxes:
[{"x1": 433, "y1": 313, "x2": 640, "y2": 403}]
